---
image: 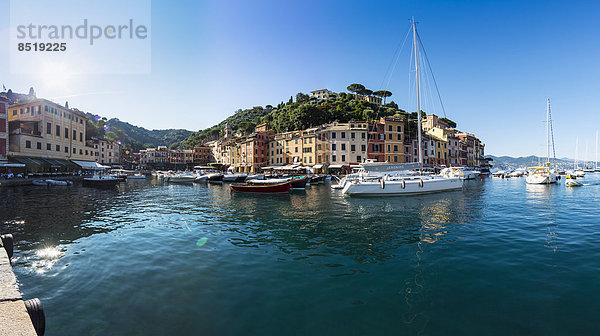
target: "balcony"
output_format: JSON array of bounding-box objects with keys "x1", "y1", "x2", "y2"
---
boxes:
[{"x1": 10, "y1": 128, "x2": 42, "y2": 137}]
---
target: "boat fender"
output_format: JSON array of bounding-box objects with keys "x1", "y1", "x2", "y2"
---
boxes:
[
  {"x1": 419, "y1": 179, "x2": 424, "y2": 188},
  {"x1": 401, "y1": 179, "x2": 406, "y2": 189},
  {"x1": 25, "y1": 298, "x2": 45, "y2": 336},
  {"x1": 380, "y1": 178, "x2": 385, "y2": 189},
  {"x1": 1, "y1": 234, "x2": 13, "y2": 259}
]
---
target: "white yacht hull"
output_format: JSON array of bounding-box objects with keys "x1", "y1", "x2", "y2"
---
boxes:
[
  {"x1": 525, "y1": 174, "x2": 558, "y2": 184},
  {"x1": 342, "y1": 176, "x2": 462, "y2": 196}
]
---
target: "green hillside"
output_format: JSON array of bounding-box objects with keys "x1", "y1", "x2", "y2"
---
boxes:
[
  {"x1": 177, "y1": 87, "x2": 451, "y2": 148},
  {"x1": 83, "y1": 112, "x2": 192, "y2": 152}
]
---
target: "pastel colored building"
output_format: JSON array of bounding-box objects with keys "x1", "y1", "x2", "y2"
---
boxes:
[
  {"x1": 367, "y1": 121, "x2": 385, "y2": 162},
  {"x1": 380, "y1": 117, "x2": 405, "y2": 163},
  {"x1": 7, "y1": 92, "x2": 96, "y2": 171},
  {"x1": 0, "y1": 97, "x2": 7, "y2": 162}
]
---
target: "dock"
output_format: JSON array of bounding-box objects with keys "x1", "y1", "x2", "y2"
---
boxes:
[{"x1": 0, "y1": 234, "x2": 43, "y2": 336}]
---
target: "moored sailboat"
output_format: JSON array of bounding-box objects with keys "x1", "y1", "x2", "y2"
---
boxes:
[
  {"x1": 342, "y1": 19, "x2": 462, "y2": 196},
  {"x1": 525, "y1": 99, "x2": 558, "y2": 184}
]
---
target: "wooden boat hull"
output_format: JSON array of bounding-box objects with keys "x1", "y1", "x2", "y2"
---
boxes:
[
  {"x1": 291, "y1": 177, "x2": 309, "y2": 189},
  {"x1": 230, "y1": 182, "x2": 291, "y2": 193}
]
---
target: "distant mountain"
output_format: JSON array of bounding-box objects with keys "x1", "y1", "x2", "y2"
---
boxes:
[
  {"x1": 486, "y1": 155, "x2": 590, "y2": 170},
  {"x1": 83, "y1": 113, "x2": 193, "y2": 152}
]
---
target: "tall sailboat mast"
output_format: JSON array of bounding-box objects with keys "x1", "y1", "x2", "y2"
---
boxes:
[
  {"x1": 594, "y1": 131, "x2": 598, "y2": 170},
  {"x1": 412, "y1": 18, "x2": 422, "y2": 167},
  {"x1": 546, "y1": 99, "x2": 551, "y2": 166}
]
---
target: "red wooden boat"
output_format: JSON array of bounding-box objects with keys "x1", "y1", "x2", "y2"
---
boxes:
[{"x1": 229, "y1": 181, "x2": 291, "y2": 193}]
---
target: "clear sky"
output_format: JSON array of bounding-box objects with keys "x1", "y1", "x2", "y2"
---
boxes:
[{"x1": 1, "y1": 0, "x2": 599, "y2": 158}]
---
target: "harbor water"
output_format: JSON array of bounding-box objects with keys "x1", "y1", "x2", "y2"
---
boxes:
[{"x1": 2, "y1": 175, "x2": 600, "y2": 335}]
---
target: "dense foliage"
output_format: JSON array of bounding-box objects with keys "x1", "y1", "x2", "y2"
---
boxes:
[
  {"x1": 178, "y1": 86, "x2": 454, "y2": 148},
  {"x1": 83, "y1": 112, "x2": 192, "y2": 152}
]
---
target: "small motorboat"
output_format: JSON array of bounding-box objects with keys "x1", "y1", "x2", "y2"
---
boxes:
[
  {"x1": 230, "y1": 181, "x2": 291, "y2": 193},
  {"x1": 565, "y1": 176, "x2": 582, "y2": 187},
  {"x1": 246, "y1": 177, "x2": 289, "y2": 184},
  {"x1": 245, "y1": 173, "x2": 265, "y2": 181},
  {"x1": 46, "y1": 179, "x2": 73, "y2": 186},
  {"x1": 168, "y1": 174, "x2": 196, "y2": 183},
  {"x1": 82, "y1": 175, "x2": 119, "y2": 188},
  {"x1": 207, "y1": 173, "x2": 224, "y2": 183},
  {"x1": 32, "y1": 179, "x2": 48, "y2": 186},
  {"x1": 310, "y1": 175, "x2": 325, "y2": 184},
  {"x1": 126, "y1": 174, "x2": 146, "y2": 179},
  {"x1": 194, "y1": 175, "x2": 209, "y2": 183},
  {"x1": 290, "y1": 176, "x2": 309, "y2": 189}
]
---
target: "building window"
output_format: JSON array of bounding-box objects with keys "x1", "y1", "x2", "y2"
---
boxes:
[
  {"x1": 341, "y1": 155, "x2": 346, "y2": 162},
  {"x1": 73, "y1": 130, "x2": 76, "y2": 139},
  {"x1": 65, "y1": 146, "x2": 68, "y2": 153},
  {"x1": 357, "y1": 155, "x2": 362, "y2": 162},
  {"x1": 332, "y1": 144, "x2": 336, "y2": 151},
  {"x1": 397, "y1": 134, "x2": 401, "y2": 140},
  {"x1": 361, "y1": 145, "x2": 366, "y2": 152},
  {"x1": 331, "y1": 132, "x2": 336, "y2": 139},
  {"x1": 388, "y1": 125, "x2": 392, "y2": 131},
  {"x1": 65, "y1": 128, "x2": 69, "y2": 138},
  {"x1": 46, "y1": 123, "x2": 51, "y2": 134},
  {"x1": 332, "y1": 155, "x2": 336, "y2": 162},
  {"x1": 25, "y1": 140, "x2": 31, "y2": 148},
  {"x1": 362, "y1": 133, "x2": 366, "y2": 139},
  {"x1": 394, "y1": 156, "x2": 398, "y2": 162},
  {"x1": 341, "y1": 144, "x2": 346, "y2": 151},
  {"x1": 37, "y1": 142, "x2": 42, "y2": 150},
  {"x1": 56, "y1": 145, "x2": 60, "y2": 151},
  {"x1": 388, "y1": 134, "x2": 392, "y2": 140},
  {"x1": 394, "y1": 145, "x2": 398, "y2": 152},
  {"x1": 351, "y1": 145, "x2": 355, "y2": 151},
  {"x1": 56, "y1": 125, "x2": 61, "y2": 137},
  {"x1": 341, "y1": 132, "x2": 346, "y2": 139},
  {"x1": 47, "y1": 143, "x2": 51, "y2": 150},
  {"x1": 80, "y1": 132, "x2": 83, "y2": 142},
  {"x1": 351, "y1": 132, "x2": 355, "y2": 139},
  {"x1": 397, "y1": 126, "x2": 402, "y2": 132}
]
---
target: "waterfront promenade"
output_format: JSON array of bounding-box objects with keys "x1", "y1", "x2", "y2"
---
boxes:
[{"x1": 0, "y1": 235, "x2": 38, "y2": 336}]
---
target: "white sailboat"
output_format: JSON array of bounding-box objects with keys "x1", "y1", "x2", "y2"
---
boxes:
[
  {"x1": 343, "y1": 20, "x2": 463, "y2": 196},
  {"x1": 525, "y1": 99, "x2": 558, "y2": 184},
  {"x1": 572, "y1": 137, "x2": 585, "y2": 177},
  {"x1": 595, "y1": 131, "x2": 600, "y2": 172}
]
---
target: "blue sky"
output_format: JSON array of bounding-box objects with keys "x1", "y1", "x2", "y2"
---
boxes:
[{"x1": 1, "y1": 0, "x2": 599, "y2": 158}]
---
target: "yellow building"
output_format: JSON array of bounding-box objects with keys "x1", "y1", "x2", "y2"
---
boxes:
[
  {"x1": 301, "y1": 128, "x2": 318, "y2": 166},
  {"x1": 8, "y1": 99, "x2": 96, "y2": 169},
  {"x1": 380, "y1": 117, "x2": 405, "y2": 163}
]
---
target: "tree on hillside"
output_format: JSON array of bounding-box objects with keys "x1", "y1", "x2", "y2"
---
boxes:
[
  {"x1": 360, "y1": 88, "x2": 373, "y2": 96},
  {"x1": 373, "y1": 90, "x2": 393, "y2": 104},
  {"x1": 347, "y1": 83, "x2": 366, "y2": 98},
  {"x1": 296, "y1": 92, "x2": 309, "y2": 103},
  {"x1": 439, "y1": 117, "x2": 457, "y2": 128}
]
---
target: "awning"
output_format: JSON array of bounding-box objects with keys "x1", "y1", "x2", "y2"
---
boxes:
[
  {"x1": 71, "y1": 160, "x2": 108, "y2": 170},
  {"x1": 312, "y1": 164, "x2": 323, "y2": 169},
  {"x1": 0, "y1": 161, "x2": 25, "y2": 168},
  {"x1": 328, "y1": 164, "x2": 344, "y2": 169},
  {"x1": 45, "y1": 159, "x2": 79, "y2": 170},
  {"x1": 10, "y1": 157, "x2": 51, "y2": 169}
]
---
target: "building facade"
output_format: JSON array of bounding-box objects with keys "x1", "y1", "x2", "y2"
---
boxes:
[
  {"x1": 0, "y1": 97, "x2": 7, "y2": 161},
  {"x1": 8, "y1": 99, "x2": 95, "y2": 162},
  {"x1": 380, "y1": 117, "x2": 405, "y2": 163}
]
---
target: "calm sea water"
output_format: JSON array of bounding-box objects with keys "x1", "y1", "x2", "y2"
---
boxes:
[{"x1": 2, "y1": 175, "x2": 600, "y2": 335}]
